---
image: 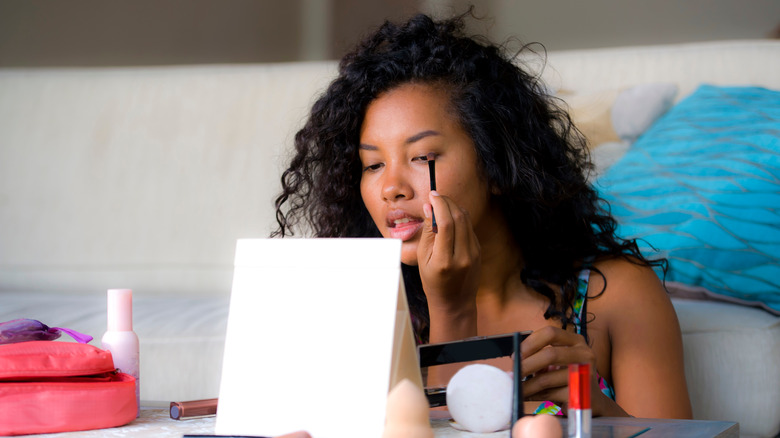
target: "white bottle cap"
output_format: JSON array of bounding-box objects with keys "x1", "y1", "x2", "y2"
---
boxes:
[{"x1": 107, "y1": 289, "x2": 133, "y2": 331}]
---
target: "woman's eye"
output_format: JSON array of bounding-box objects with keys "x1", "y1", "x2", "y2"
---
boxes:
[
  {"x1": 363, "y1": 163, "x2": 383, "y2": 172},
  {"x1": 412, "y1": 155, "x2": 429, "y2": 162}
]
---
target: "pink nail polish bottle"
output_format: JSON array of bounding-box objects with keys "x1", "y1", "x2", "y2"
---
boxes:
[{"x1": 101, "y1": 289, "x2": 140, "y2": 417}]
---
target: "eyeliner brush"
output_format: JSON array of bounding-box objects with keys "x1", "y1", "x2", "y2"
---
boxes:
[{"x1": 427, "y1": 153, "x2": 438, "y2": 233}]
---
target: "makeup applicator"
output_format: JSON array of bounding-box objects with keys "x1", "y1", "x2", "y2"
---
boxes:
[{"x1": 427, "y1": 153, "x2": 438, "y2": 233}]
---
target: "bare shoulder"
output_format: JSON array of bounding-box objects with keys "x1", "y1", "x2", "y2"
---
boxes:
[
  {"x1": 587, "y1": 256, "x2": 693, "y2": 418},
  {"x1": 587, "y1": 256, "x2": 672, "y2": 314},
  {"x1": 588, "y1": 258, "x2": 681, "y2": 355}
]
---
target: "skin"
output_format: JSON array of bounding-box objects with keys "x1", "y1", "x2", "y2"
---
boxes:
[
  {"x1": 276, "y1": 432, "x2": 310, "y2": 438},
  {"x1": 359, "y1": 83, "x2": 693, "y2": 419},
  {"x1": 276, "y1": 431, "x2": 311, "y2": 438}
]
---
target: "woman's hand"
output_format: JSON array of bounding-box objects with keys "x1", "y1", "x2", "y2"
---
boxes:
[
  {"x1": 417, "y1": 191, "x2": 482, "y2": 386},
  {"x1": 417, "y1": 191, "x2": 481, "y2": 312},
  {"x1": 520, "y1": 326, "x2": 626, "y2": 417},
  {"x1": 417, "y1": 191, "x2": 481, "y2": 333}
]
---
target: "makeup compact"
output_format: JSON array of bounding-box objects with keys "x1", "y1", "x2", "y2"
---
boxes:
[{"x1": 418, "y1": 332, "x2": 529, "y2": 428}]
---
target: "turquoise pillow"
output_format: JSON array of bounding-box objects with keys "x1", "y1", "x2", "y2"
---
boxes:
[{"x1": 597, "y1": 85, "x2": 780, "y2": 313}]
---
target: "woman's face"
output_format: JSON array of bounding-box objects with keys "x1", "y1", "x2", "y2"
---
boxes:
[{"x1": 359, "y1": 82, "x2": 492, "y2": 265}]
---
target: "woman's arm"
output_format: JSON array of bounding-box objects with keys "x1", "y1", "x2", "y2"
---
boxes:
[
  {"x1": 418, "y1": 192, "x2": 481, "y2": 386},
  {"x1": 592, "y1": 258, "x2": 693, "y2": 419},
  {"x1": 520, "y1": 258, "x2": 692, "y2": 419}
]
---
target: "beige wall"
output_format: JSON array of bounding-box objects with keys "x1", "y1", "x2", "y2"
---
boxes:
[
  {"x1": 0, "y1": 0, "x2": 777, "y2": 67},
  {"x1": 455, "y1": 0, "x2": 780, "y2": 51}
]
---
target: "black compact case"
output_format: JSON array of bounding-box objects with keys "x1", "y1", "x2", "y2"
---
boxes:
[{"x1": 418, "y1": 331, "x2": 530, "y2": 424}]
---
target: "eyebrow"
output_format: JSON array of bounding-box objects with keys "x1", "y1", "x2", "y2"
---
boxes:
[
  {"x1": 406, "y1": 129, "x2": 441, "y2": 144},
  {"x1": 359, "y1": 129, "x2": 441, "y2": 150}
]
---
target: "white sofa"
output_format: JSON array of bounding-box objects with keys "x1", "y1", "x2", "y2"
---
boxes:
[{"x1": 1, "y1": 40, "x2": 778, "y2": 437}]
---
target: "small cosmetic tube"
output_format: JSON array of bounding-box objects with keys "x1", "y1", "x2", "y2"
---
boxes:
[
  {"x1": 568, "y1": 363, "x2": 591, "y2": 438},
  {"x1": 170, "y1": 398, "x2": 219, "y2": 420}
]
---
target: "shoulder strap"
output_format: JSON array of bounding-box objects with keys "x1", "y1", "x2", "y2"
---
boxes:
[{"x1": 573, "y1": 269, "x2": 591, "y2": 338}]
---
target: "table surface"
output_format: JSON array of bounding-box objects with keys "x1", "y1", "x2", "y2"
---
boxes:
[{"x1": 28, "y1": 408, "x2": 738, "y2": 438}]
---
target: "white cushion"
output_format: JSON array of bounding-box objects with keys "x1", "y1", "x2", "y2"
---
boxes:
[
  {"x1": 610, "y1": 82, "x2": 678, "y2": 142},
  {"x1": 672, "y1": 298, "x2": 780, "y2": 437}
]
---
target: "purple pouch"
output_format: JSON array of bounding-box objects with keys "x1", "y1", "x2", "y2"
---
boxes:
[{"x1": 0, "y1": 319, "x2": 93, "y2": 344}]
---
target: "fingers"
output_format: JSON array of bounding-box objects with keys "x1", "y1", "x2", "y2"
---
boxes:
[
  {"x1": 417, "y1": 191, "x2": 481, "y2": 312},
  {"x1": 427, "y1": 191, "x2": 455, "y2": 257},
  {"x1": 520, "y1": 326, "x2": 590, "y2": 365},
  {"x1": 524, "y1": 363, "x2": 608, "y2": 416},
  {"x1": 418, "y1": 202, "x2": 437, "y2": 265},
  {"x1": 418, "y1": 190, "x2": 464, "y2": 266},
  {"x1": 522, "y1": 343, "x2": 593, "y2": 378},
  {"x1": 521, "y1": 326, "x2": 582, "y2": 355},
  {"x1": 522, "y1": 366, "x2": 569, "y2": 400},
  {"x1": 519, "y1": 326, "x2": 596, "y2": 401},
  {"x1": 425, "y1": 191, "x2": 479, "y2": 262}
]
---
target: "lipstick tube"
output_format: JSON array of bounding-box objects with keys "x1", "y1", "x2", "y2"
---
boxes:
[
  {"x1": 568, "y1": 363, "x2": 591, "y2": 438},
  {"x1": 170, "y1": 398, "x2": 218, "y2": 420}
]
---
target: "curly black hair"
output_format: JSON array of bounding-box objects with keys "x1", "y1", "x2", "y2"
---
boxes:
[{"x1": 273, "y1": 11, "x2": 664, "y2": 343}]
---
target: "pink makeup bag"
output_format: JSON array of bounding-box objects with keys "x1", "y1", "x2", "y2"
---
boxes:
[{"x1": 0, "y1": 341, "x2": 137, "y2": 436}]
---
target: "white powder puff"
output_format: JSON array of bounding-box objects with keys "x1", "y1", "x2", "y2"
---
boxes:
[{"x1": 446, "y1": 364, "x2": 513, "y2": 433}]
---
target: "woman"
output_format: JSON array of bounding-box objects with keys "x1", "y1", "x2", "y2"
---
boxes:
[{"x1": 273, "y1": 12, "x2": 692, "y2": 419}]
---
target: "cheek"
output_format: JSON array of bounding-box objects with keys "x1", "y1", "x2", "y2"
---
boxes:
[
  {"x1": 360, "y1": 179, "x2": 374, "y2": 205},
  {"x1": 443, "y1": 175, "x2": 488, "y2": 207},
  {"x1": 360, "y1": 181, "x2": 383, "y2": 225},
  {"x1": 359, "y1": 181, "x2": 369, "y2": 204}
]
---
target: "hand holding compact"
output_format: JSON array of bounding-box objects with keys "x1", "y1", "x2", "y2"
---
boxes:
[{"x1": 519, "y1": 326, "x2": 612, "y2": 416}]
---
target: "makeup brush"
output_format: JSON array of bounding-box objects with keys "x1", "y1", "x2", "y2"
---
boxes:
[{"x1": 427, "y1": 153, "x2": 438, "y2": 233}]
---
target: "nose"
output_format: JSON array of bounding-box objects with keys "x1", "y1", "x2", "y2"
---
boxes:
[{"x1": 381, "y1": 163, "x2": 413, "y2": 201}]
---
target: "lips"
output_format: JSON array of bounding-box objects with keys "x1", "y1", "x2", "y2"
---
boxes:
[{"x1": 386, "y1": 210, "x2": 423, "y2": 241}]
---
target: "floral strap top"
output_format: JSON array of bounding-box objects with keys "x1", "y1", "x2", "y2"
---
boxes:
[{"x1": 533, "y1": 269, "x2": 616, "y2": 415}]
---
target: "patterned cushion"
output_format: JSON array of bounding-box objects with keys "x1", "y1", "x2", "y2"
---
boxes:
[{"x1": 597, "y1": 85, "x2": 780, "y2": 313}]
